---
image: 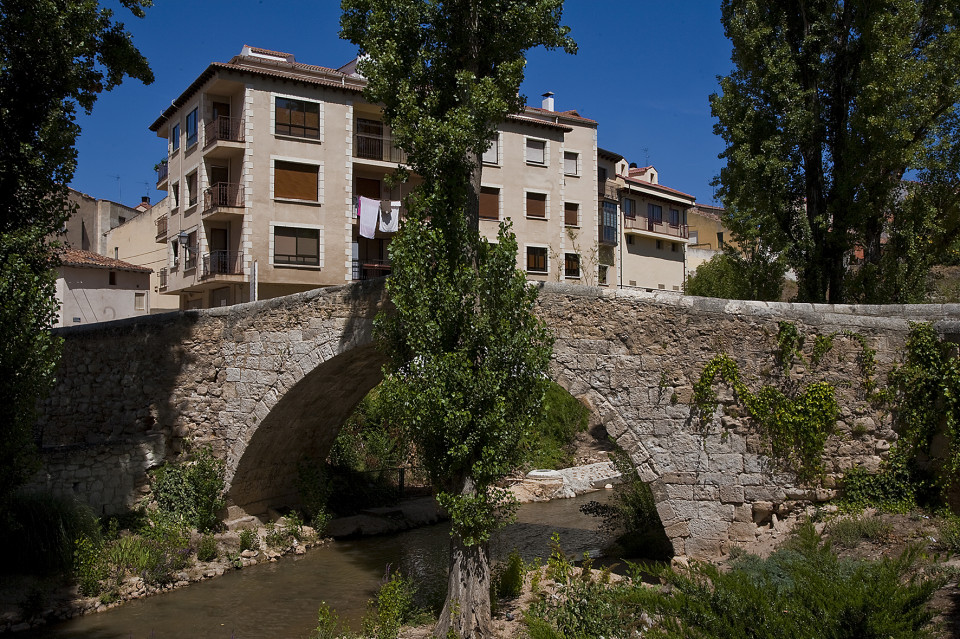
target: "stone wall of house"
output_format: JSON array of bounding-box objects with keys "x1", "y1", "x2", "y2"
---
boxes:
[{"x1": 32, "y1": 281, "x2": 960, "y2": 557}]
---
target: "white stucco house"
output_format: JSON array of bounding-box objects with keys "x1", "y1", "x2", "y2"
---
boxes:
[{"x1": 55, "y1": 248, "x2": 152, "y2": 327}]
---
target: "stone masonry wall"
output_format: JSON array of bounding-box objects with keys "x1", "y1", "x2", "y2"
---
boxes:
[{"x1": 33, "y1": 280, "x2": 960, "y2": 558}]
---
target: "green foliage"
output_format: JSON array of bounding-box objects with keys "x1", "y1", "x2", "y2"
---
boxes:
[
  {"x1": 712, "y1": 0, "x2": 960, "y2": 303},
  {"x1": 196, "y1": 533, "x2": 218, "y2": 562},
  {"x1": 776, "y1": 321, "x2": 805, "y2": 370},
  {"x1": 361, "y1": 570, "x2": 423, "y2": 639},
  {"x1": 523, "y1": 381, "x2": 589, "y2": 470},
  {"x1": 0, "y1": 0, "x2": 153, "y2": 504},
  {"x1": 151, "y1": 446, "x2": 226, "y2": 532},
  {"x1": 811, "y1": 332, "x2": 837, "y2": 367},
  {"x1": 491, "y1": 548, "x2": 525, "y2": 600},
  {"x1": 312, "y1": 602, "x2": 344, "y2": 639},
  {"x1": 845, "y1": 331, "x2": 879, "y2": 396},
  {"x1": 73, "y1": 534, "x2": 107, "y2": 597},
  {"x1": 939, "y1": 515, "x2": 960, "y2": 554},
  {"x1": 685, "y1": 243, "x2": 786, "y2": 301},
  {"x1": 840, "y1": 453, "x2": 922, "y2": 513},
  {"x1": 238, "y1": 528, "x2": 259, "y2": 552},
  {"x1": 0, "y1": 491, "x2": 100, "y2": 575},
  {"x1": 693, "y1": 353, "x2": 839, "y2": 484},
  {"x1": 826, "y1": 514, "x2": 893, "y2": 549}
]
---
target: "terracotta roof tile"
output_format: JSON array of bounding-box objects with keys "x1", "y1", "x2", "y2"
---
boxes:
[
  {"x1": 524, "y1": 105, "x2": 597, "y2": 125},
  {"x1": 59, "y1": 249, "x2": 152, "y2": 273},
  {"x1": 247, "y1": 46, "x2": 293, "y2": 59},
  {"x1": 505, "y1": 113, "x2": 573, "y2": 132},
  {"x1": 623, "y1": 175, "x2": 696, "y2": 201}
]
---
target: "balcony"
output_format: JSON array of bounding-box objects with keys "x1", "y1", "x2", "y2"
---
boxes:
[
  {"x1": 205, "y1": 116, "x2": 244, "y2": 146},
  {"x1": 599, "y1": 181, "x2": 618, "y2": 200},
  {"x1": 155, "y1": 215, "x2": 168, "y2": 243},
  {"x1": 156, "y1": 162, "x2": 168, "y2": 188},
  {"x1": 623, "y1": 216, "x2": 689, "y2": 240},
  {"x1": 201, "y1": 251, "x2": 244, "y2": 279},
  {"x1": 351, "y1": 258, "x2": 392, "y2": 281},
  {"x1": 599, "y1": 223, "x2": 618, "y2": 246},
  {"x1": 354, "y1": 120, "x2": 407, "y2": 164},
  {"x1": 202, "y1": 182, "x2": 244, "y2": 220},
  {"x1": 158, "y1": 267, "x2": 168, "y2": 290}
]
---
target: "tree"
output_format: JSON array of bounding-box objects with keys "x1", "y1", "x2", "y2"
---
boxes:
[
  {"x1": 340, "y1": 1, "x2": 574, "y2": 635},
  {"x1": 712, "y1": 0, "x2": 960, "y2": 303},
  {"x1": 685, "y1": 240, "x2": 787, "y2": 301},
  {"x1": 0, "y1": 0, "x2": 152, "y2": 502}
]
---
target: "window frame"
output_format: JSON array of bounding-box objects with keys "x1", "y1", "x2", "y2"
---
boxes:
[
  {"x1": 648, "y1": 203, "x2": 663, "y2": 223},
  {"x1": 622, "y1": 197, "x2": 636, "y2": 218},
  {"x1": 525, "y1": 137, "x2": 547, "y2": 166},
  {"x1": 273, "y1": 95, "x2": 322, "y2": 141},
  {"x1": 272, "y1": 157, "x2": 322, "y2": 203},
  {"x1": 564, "y1": 201, "x2": 580, "y2": 227},
  {"x1": 479, "y1": 184, "x2": 501, "y2": 221},
  {"x1": 270, "y1": 222, "x2": 323, "y2": 268},
  {"x1": 669, "y1": 208, "x2": 680, "y2": 227},
  {"x1": 171, "y1": 123, "x2": 180, "y2": 152},
  {"x1": 482, "y1": 133, "x2": 500, "y2": 165},
  {"x1": 563, "y1": 150, "x2": 580, "y2": 176},
  {"x1": 524, "y1": 189, "x2": 549, "y2": 220},
  {"x1": 564, "y1": 252, "x2": 581, "y2": 279},
  {"x1": 525, "y1": 245, "x2": 549, "y2": 274},
  {"x1": 186, "y1": 171, "x2": 198, "y2": 208},
  {"x1": 185, "y1": 108, "x2": 198, "y2": 148},
  {"x1": 134, "y1": 292, "x2": 146, "y2": 311}
]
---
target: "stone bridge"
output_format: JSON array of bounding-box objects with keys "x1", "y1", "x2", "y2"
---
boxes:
[{"x1": 34, "y1": 281, "x2": 960, "y2": 558}]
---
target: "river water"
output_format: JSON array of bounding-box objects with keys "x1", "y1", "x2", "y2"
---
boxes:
[{"x1": 37, "y1": 492, "x2": 612, "y2": 639}]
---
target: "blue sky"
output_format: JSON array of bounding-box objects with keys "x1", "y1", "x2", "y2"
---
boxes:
[{"x1": 72, "y1": 0, "x2": 732, "y2": 208}]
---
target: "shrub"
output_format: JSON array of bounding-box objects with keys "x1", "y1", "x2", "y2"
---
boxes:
[
  {"x1": 73, "y1": 534, "x2": 107, "y2": 597},
  {"x1": 840, "y1": 453, "x2": 923, "y2": 513},
  {"x1": 523, "y1": 381, "x2": 589, "y2": 470},
  {"x1": 940, "y1": 515, "x2": 960, "y2": 554},
  {"x1": 826, "y1": 514, "x2": 893, "y2": 548},
  {"x1": 0, "y1": 491, "x2": 99, "y2": 575},
  {"x1": 238, "y1": 528, "x2": 259, "y2": 552},
  {"x1": 197, "y1": 533, "x2": 218, "y2": 562},
  {"x1": 151, "y1": 447, "x2": 225, "y2": 532},
  {"x1": 361, "y1": 569, "x2": 422, "y2": 639},
  {"x1": 492, "y1": 548, "x2": 525, "y2": 600},
  {"x1": 312, "y1": 602, "x2": 344, "y2": 639}
]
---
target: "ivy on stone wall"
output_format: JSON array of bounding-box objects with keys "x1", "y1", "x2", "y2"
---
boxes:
[{"x1": 692, "y1": 352, "x2": 839, "y2": 484}]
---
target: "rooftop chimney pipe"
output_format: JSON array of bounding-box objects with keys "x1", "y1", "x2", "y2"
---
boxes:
[{"x1": 541, "y1": 91, "x2": 555, "y2": 111}]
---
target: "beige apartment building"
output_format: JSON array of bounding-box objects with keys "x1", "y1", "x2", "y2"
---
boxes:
[{"x1": 149, "y1": 45, "x2": 691, "y2": 309}]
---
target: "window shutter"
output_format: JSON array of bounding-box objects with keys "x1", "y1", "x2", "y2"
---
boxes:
[
  {"x1": 479, "y1": 187, "x2": 499, "y2": 219},
  {"x1": 275, "y1": 162, "x2": 318, "y2": 200},
  {"x1": 526, "y1": 192, "x2": 546, "y2": 218}
]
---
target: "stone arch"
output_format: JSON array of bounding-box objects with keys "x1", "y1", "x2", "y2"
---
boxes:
[{"x1": 227, "y1": 343, "x2": 385, "y2": 515}]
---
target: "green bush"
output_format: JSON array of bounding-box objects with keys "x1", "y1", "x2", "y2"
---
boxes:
[
  {"x1": 840, "y1": 453, "x2": 925, "y2": 513},
  {"x1": 0, "y1": 491, "x2": 100, "y2": 575},
  {"x1": 238, "y1": 528, "x2": 259, "y2": 552},
  {"x1": 362, "y1": 570, "x2": 422, "y2": 639},
  {"x1": 74, "y1": 534, "x2": 107, "y2": 597},
  {"x1": 523, "y1": 381, "x2": 589, "y2": 470},
  {"x1": 197, "y1": 533, "x2": 218, "y2": 562},
  {"x1": 940, "y1": 515, "x2": 960, "y2": 554},
  {"x1": 151, "y1": 447, "x2": 225, "y2": 532},
  {"x1": 312, "y1": 602, "x2": 345, "y2": 639},
  {"x1": 492, "y1": 548, "x2": 525, "y2": 600},
  {"x1": 826, "y1": 514, "x2": 893, "y2": 548}
]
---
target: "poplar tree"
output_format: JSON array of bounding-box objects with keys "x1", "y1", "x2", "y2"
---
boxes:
[
  {"x1": 712, "y1": 0, "x2": 960, "y2": 303},
  {"x1": 340, "y1": 1, "x2": 574, "y2": 635},
  {"x1": 0, "y1": 0, "x2": 152, "y2": 502}
]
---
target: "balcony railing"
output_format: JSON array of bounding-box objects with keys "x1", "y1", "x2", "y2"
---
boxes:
[
  {"x1": 205, "y1": 116, "x2": 244, "y2": 146},
  {"x1": 155, "y1": 216, "x2": 168, "y2": 242},
  {"x1": 203, "y1": 182, "x2": 244, "y2": 213},
  {"x1": 354, "y1": 133, "x2": 408, "y2": 164},
  {"x1": 351, "y1": 258, "x2": 392, "y2": 281},
  {"x1": 156, "y1": 162, "x2": 168, "y2": 185},
  {"x1": 158, "y1": 267, "x2": 168, "y2": 289},
  {"x1": 623, "y1": 216, "x2": 690, "y2": 239},
  {"x1": 201, "y1": 251, "x2": 244, "y2": 279},
  {"x1": 599, "y1": 181, "x2": 618, "y2": 200}
]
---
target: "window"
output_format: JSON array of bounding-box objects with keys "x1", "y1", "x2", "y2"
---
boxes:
[
  {"x1": 134, "y1": 292, "x2": 146, "y2": 311},
  {"x1": 717, "y1": 231, "x2": 725, "y2": 248},
  {"x1": 564, "y1": 253, "x2": 580, "y2": 278},
  {"x1": 564, "y1": 202, "x2": 579, "y2": 227},
  {"x1": 185, "y1": 231, "x2": 197, "y2": 269},
  {"x1": 563, "y1": 151, "x2": 579, "y2": 176},
  {"x1": 186, "y1": 172, "x2": 198, "y2": 207},
  {"x1": 108, "y1": 271, "x2": 116, "y2": 286},
  {"x1": 113, "y1": 247, "x2": 119, "y2": 259},
  {"x1": 598, "y1": 166, "x2": 607, "y2": 182},
  {"x1": 171, "y1": 182, "x2": 180, "y2": 209},
  {"x1": 656, "y1": 239, "x2": 663, "y2": 250},
  {"x1": 525, "y1": 138, "x2": 546, "y2": 165},
  {"x1": 186, "y1": 108, "x2": 198, "y2": 147},
  {"x1": 669, "y1": 208, "x2": 680, "y2": 226},
  {"x1": 275, "y1": 97, "x2": 320, "y2": 139},
  {"x1": 171, "y1": 124, "x2": 180, "y2": 151},
  {"x1": 648, "y1": 204, "x2": 663, "y2": 223},
  {"x1": 622, "y1": 197, "x2": 636, "y2": 218},
  {"x1": 526, "y1": 246, "x2": 547, "y2": 273},
  {"x1": 479, "y1": 186, "x2": 500, "y2": 220},
  {"x1": 275, "y1": 161, "x2": 319, "y2": 201},
  {"x1": 672, "y1": 242, "x2": 679, "y2": 252},
  {"x1": 627, "y1": 235, "x2": 634, "y2": 245},
  {"x1": 690, "y1": 230, "x2": 699, "y2": 244},
  {"x1": 526, "y1": 192, "x2": 547, "y2": 218},
  {"x1": 600, "y1": 201, "x2": 618, "y2": 245},
  {"x1": 482, "y1": 134, "x2": 499, "y2": 164},
  {"x1": 170, "y1": 240, "x2": 179, "y2": 268},
  {"x1": 274, "y1": 226, "x2": 320, "y2": 266},
  {"x1": 598, "y1": 264, "x2": 608, "y2": 286}
]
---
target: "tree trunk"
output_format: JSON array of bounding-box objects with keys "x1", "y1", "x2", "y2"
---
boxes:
[{"x1": 435, "y1": 533, "x2": 493, "y2": 638}]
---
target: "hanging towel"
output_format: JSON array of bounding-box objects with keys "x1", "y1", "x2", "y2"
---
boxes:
[
  {"x1": 358, "y1": 196, "x2": 379, "y2": 239},
  {"x1": 380, "y1": 200, "x2": 401, "y2": 233}
]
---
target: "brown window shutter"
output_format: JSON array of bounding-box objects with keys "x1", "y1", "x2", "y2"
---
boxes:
[
  {"x1": 479, "y1": 186, "x2": 499, "y2": 220},
  {"x1": 356, "y1": 177, "x2": 381, "y2": 200},
  {"x1": 564, "y1": 202, "x2": 578, "y2": 226},
  {"x1": 527, "y1": 192, "x2": 546, "y2": 218},
  {"x1": 275, "y1": 162, "x2": 318, "y2": 200}
]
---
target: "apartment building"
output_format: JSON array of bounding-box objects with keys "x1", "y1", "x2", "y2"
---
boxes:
[{"x1": 149, "y1": 45, "x2": 690, "y2": 309}]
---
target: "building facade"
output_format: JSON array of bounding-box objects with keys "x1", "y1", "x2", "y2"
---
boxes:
[
  {"x1": 150, "y1": 46, "x2": 694, "y2": 309},
  {"x1": 55, "y1": 249, "x2": 152, "y2": 326}
]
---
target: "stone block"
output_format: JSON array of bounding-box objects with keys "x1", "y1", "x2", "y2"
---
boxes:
[
  {"x1": 693, "y1": 485, "x2": 719, "y2": 501},
  {"x1": 663, "y1": 520, "x2": 690, "y2": 539},
  {"x1": 752, "y1": 501, "x2": 775, "y2": 524},
  {"x1": 728, "y1": 522, "x2": 759, "y2": 543},
  {"x1": 666, "y1": 484, "x2": 694, "y2": 500},
  {"x1": 688, "y1": 518, "x2": 730, "y2": 540},
  {"x1": 733, "y1": 504, "x2": 753, "y2": 522},
  {"x1": 719, "y1": 485, "x2": 745, "y2": 504},
  {"x1": 684, "y1": 537, "x2": 723, "y2": 560}
]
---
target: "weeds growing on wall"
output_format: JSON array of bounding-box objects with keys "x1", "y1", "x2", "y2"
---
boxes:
[{"x1": 151, "y1": 446, "x2": 225, "y2": 532}]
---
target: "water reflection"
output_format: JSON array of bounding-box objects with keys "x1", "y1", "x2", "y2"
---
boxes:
[{"x1": 34, "y1": 492, "x2": 612, "y2": 638}]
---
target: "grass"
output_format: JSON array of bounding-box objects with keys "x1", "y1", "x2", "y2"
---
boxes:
[{"x1": 826, "y1": 513, "x2": 893, "y2": 548}]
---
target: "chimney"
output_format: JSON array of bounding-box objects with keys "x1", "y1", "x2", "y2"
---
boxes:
[
  {"x1": 629, "y1": 162, "x2": 638, "y2": 169},
  {"x1": 141, "y1": 196, "x2": 150, "y2": 205},
  {"x1": 541, "y1": 91, "x2": 555, "y2": 111}
]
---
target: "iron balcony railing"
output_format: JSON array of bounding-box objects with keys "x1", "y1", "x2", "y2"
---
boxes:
[
  {"x1": 156, "y1": 162, "x2": 168, "y2": 185},
  {"x1": 351, "y1": 258, "x2": 392, "y2": 281},
  {"x1": 155, "y1": 215, "x2": 168, "y2": 242},
  {"x1": 201, "y1": 251, "x2": 244, "y2": 279},
  {"x1": 354, "y1": 133, "x2": 408, "y2": 164},
  {"x1": 623, "y1": 216, "x2": 690, "y2": 239},
  {"x1": 158, "y1": 267, "x2": 168, "y2": 289},
  {"x1": 205, "y1": 115, "x2": 244, "y2": 146},
  {"x1": 203, "y1": 182, "x2": 244, "y2": 213}
]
